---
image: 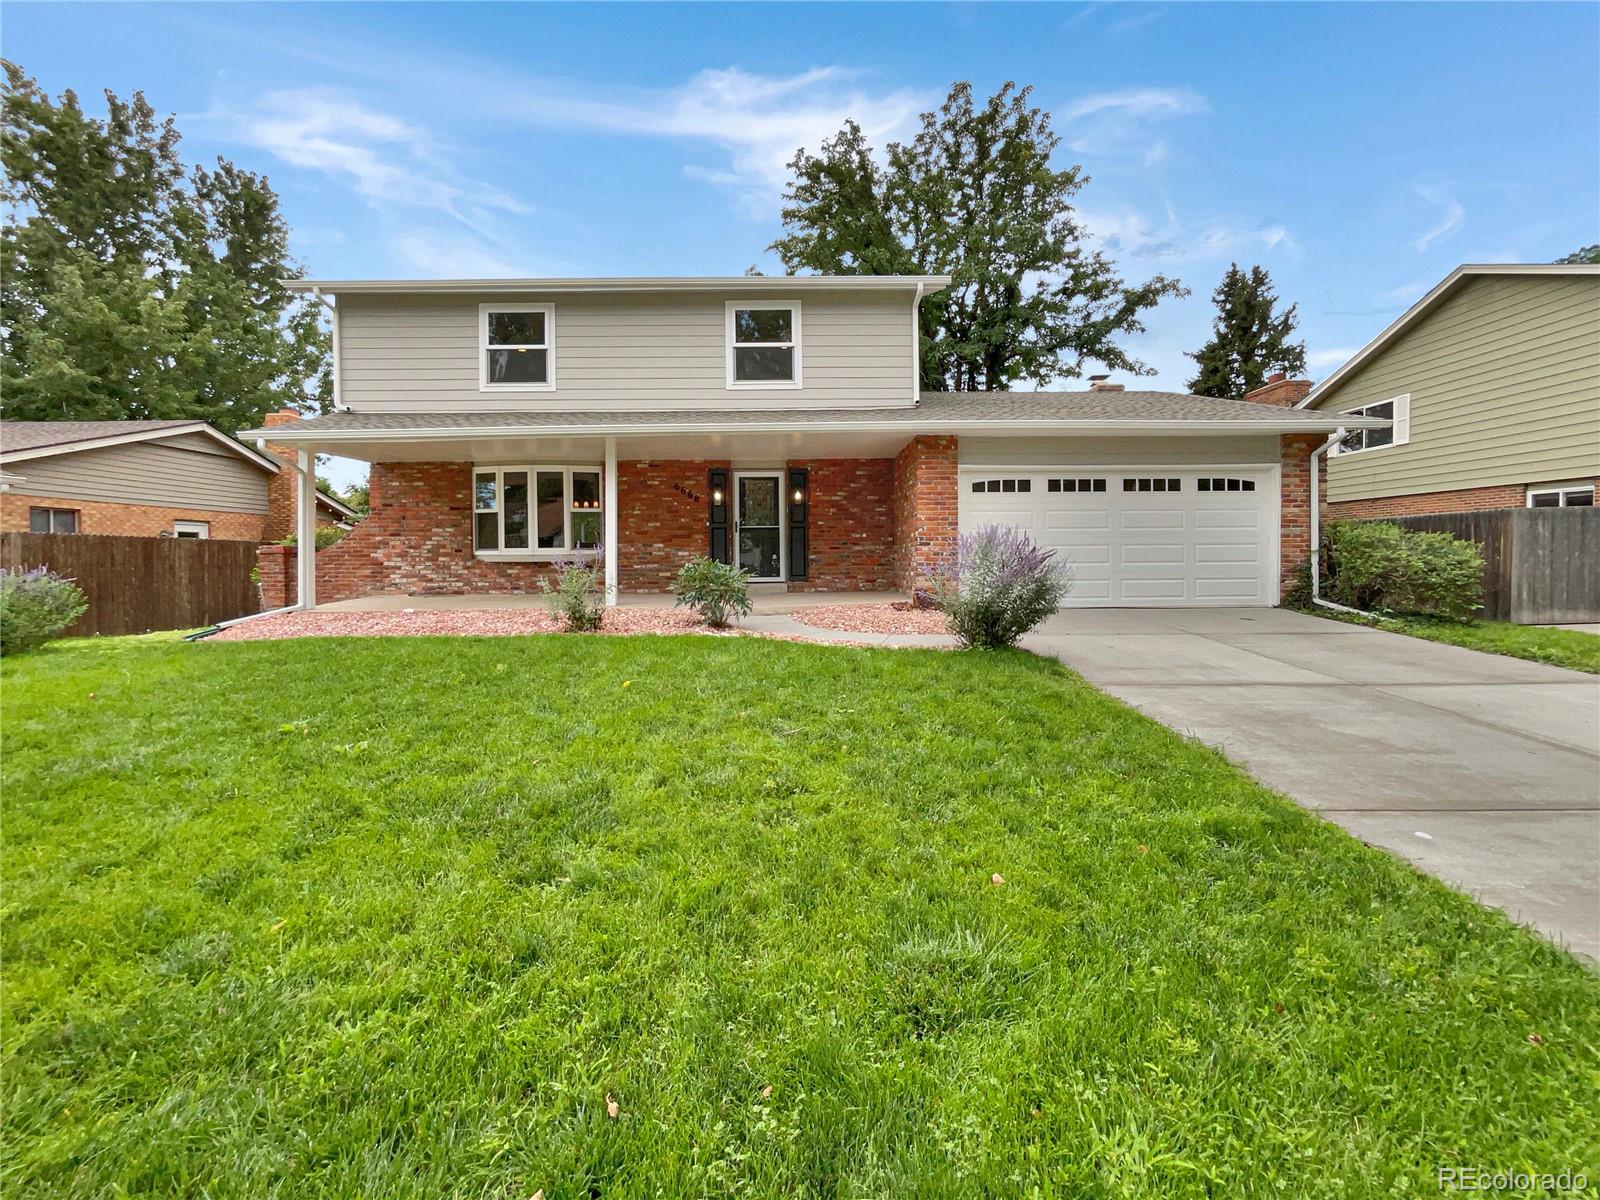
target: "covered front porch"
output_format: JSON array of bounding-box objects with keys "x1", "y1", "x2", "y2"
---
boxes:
[{"x1": 253, "y1": 410, "x2": 950, "y2": 613}]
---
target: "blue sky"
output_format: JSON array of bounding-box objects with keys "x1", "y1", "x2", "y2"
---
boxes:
[{"x1": 7, "y1": 1, "x2": 1598, "y2": 488}]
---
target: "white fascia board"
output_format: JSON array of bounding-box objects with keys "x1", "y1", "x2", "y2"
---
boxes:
[
  {"x1": 283, "y1": 275, "x2": 953, "y2": 296},
  {"x1": 1, "y1": 423, "x2": 281, "y2": 472},
  {"x1": 244, "y1": 415, "x2": 1389, "y2": 444},
  {"x1": 1300, "y1": 262, "x2": 1600, "y2": 407}
]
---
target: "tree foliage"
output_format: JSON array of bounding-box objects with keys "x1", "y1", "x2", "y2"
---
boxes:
[
  {"x1": 1554, "y1": 244, "x2": 1599, "y2": 264},
  {"x1": 1, "y1": 62, "x2": 329, "y2": 433},
  {"x1": 1185, "y1": 263, "x2": 1307, "y2": 399},
  {"x1": 772, "y1": 82, "x2": 1184, "y2": 392}
]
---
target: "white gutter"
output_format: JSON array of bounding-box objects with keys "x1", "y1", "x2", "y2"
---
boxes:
[
  {"x1": 242, "y1": 416, "x2": 1388, "y2": 444},
  {"x1": 1308, "y1": 426, "x2": 1372, "y2": 616},
  {"x1": 311, "y1": 287, "x2": 343, "y2": 411},
  {"x1": 284, "y1": 274, "x2": 954, "y2": 296}
]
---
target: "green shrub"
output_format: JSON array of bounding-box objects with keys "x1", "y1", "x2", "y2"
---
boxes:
[
  {"x1": 932, "y1": 525, "x2": 1072, "y2": 649},
  {"x1": 1323, "y1": 521, "x2": 1484, "y2": 620},
  {"x1": 0, "y1": 567, "x2": 88, "y2": 655},
  {"x1": 277, "y1": 525, "x2": 347, "y2": 551},
  {"x1": 539, "y1": 555, "x2": 605, "y2": 632},
  {"x1": 672, "y1": 557, "x2": 752, "y2": 627}
]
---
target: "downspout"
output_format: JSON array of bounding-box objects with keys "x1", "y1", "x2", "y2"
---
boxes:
[
  {"x1": 911, "y1": 282, "x2": 924, "y2": 406},
  {"x1": 312, "y1": 287, "x2": 343, "y2": 411},
  {"x1": 1308, "y1": 426, "x2": 1371, "y2": 616}
]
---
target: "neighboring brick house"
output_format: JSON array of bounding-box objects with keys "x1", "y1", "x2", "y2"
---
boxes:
[
  {"x1": 0, "y1": 419, "x2": 359, "y2": 540},
  {"x1": 241, "y1": 274, "x2": 1382, "y2": 611},
  {"x1": 1300, "y1": 263, "x2": 1600, "y2": 518}
]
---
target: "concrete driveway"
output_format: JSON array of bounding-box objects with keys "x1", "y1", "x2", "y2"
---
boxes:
[{"x1": 1022, "y1": 608, "x2": 1600, "y2": 960}]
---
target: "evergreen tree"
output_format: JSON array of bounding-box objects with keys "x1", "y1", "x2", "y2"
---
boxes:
[
  {"x1": 1, "y1": 63, "x2": 330, "y2": 431},
  {"x1": 1185, "y1": 264, "x2": 1306, "y2": 399},
  {"x1": 772, "y1": 81, "x2": 1184, "y2": 392},
  {"x1": 1554, "y1": 245, "x2": 1599, "y2": 264}
]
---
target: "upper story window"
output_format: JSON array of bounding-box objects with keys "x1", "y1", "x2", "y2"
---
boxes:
[
  {"x1": 480, "y1": 304, "x2": 554, "y2": 391},
  {"x1": 727, "y1": 302, "x2": 801, "y2": 388},
  {"x1": 1336, "y1": 394, "x2": 1409, "y2": 455}
]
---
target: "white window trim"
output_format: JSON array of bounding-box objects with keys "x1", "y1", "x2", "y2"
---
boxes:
[
  {"x1": 173, "y1": 520, "x2": 210, "y2": 539},
  {"x1": 725, "y1": 300, "x2": 802, "y2": 390},
  {"x1": 479, "y1": 303, "x2": 556, "y2": 392},
  {"x1": 1526, "y1": 481, "x2": 1596, "y2": 507},
  {"x1": 472, "y1": 464, "x2": 603, "y2": 560},
  {"x1": 1334, "y1": 393, "x2": 1409, "y2": 456}
]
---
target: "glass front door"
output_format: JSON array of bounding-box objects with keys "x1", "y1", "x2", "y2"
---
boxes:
[{"x1": 736, "y1": 474, "x2": 783, "y2": 580}]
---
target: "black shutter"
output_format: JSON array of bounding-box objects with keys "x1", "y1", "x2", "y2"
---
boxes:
[
  {"x1": 787, "y1": 467, "x2": 809, "y2": 581},
  {"x1": 708, "y1": 468, "x2": 730, "y2": 564}
]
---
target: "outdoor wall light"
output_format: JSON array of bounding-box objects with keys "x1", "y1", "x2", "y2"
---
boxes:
[
  {"x1": 792, "y1": 488, "x2": 805, "y2": 504},
  {"x1": 712, "y1": 488, "x2": 724, "y2": 505}
]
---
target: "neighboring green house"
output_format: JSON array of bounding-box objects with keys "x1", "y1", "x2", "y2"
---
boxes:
[{"x1": 1300, "y1": 264, "x2": 1599, "y2": 517}]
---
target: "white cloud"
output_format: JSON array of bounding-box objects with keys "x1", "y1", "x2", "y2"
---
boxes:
[
  {"x1": 218, "y1": 89, "x2": 529, "y2": 238},
  {"x1": 393, "y1": 234, "x2": 535, "y2": 279},
  {"x1": 1078, "y1": 206, "x2": 1298, "y2": 263},
  {"x1": 1061, "y1": 87, "x2": 1208, "y2": 122},
  {"x1": 1412, "y1": 187, "x2": 1465, "y2": 252},
  {"x1": 535, "y1": 67, "x2": 928, "y2": 203},
  {"x1": 1307, "y1": 347, "x2": 1359, "y2": 369}
]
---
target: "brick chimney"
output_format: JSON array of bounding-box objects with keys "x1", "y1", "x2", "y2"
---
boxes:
[
  {"x1": 1243, "y1": 372, "x2": 1312, "y2": 408},
  {"x1": 260, "y1": 408, "x2": 305, "y2": 543},
  {"x1": 1087, "y1": 374, "x2": 1125, "y2": 393}
]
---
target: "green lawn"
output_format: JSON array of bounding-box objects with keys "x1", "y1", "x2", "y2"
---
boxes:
[
  {"x1": 3, "y1": 634, "x2": 1596, "y2": 1198},
  {"x1": 1303, "y1": 608, "x2": 1600, "y2": 674}
]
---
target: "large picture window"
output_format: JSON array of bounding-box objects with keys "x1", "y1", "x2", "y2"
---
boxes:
[
  {"x1": 473, "y1": 466, "x2": 602, "y2": 555},
  {"x1": 479, "y1": 304, "x2": 554, "y2": 390},
  {"x1": 726, "y1": 302, "x2": 800, "y2": 388}
]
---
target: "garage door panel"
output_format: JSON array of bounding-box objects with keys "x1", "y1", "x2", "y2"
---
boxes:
[{"x1": 959, "y1": 467, "x2": 1275, "y2": 608}]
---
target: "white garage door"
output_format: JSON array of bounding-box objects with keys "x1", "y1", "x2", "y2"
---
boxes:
[{"x1": 959, "y1": 468, "x2": 1278, "y2": 607}]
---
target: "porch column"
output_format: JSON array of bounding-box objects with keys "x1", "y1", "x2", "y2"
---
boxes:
[
  {"x1": 296, "y1": 448, "x2": 316, "y2": 609},
  {"x1": 603, "y1": 436, "x2": 619, "y2": 606}
]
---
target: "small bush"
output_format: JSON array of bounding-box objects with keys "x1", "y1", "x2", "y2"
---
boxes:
[
  {"x1": 539, "y1": 554, "x2": 605, "y2": 632},
  {"x1": 932, "y1": 525, "x2": 1071, "y2": 649},
  {"x1": 0, "y1": 567, "x2": 88, "y2": 655},
  {"x1": 277, "y1": 525, "x2": 347, "y2": 551},
  {"x1": 1323, "y1": 521, "x2": 1484, "y2": 620},
  {"x1": 673, "y1": 557, "x2": 752, "y2": 628}
]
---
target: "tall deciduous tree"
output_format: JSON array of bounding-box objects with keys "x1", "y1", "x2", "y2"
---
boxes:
[
  {"x1": 1185, "y1": 264, "x2": 1306, "y2": 399},
  {"x1": 1, "y1": 63, "x2": 330, "y2": 432},
  {"x1": 772, "y1": 82, "x2": 1184, "y2": 392}
]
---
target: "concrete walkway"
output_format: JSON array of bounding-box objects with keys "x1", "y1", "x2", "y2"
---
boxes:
[{"x1": 1021, "y1": 608, "x2": 1600, "y2": 960}]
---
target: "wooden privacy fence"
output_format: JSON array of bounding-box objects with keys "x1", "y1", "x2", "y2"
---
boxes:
[
  {"x1": 1379, "y1": 508, "x2": 1600, "y2": 624},
  {"x1": 1, "y1": 533, "x2": 261, "y2": 636}
]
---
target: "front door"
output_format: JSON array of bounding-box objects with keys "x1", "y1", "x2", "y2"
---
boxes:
[{"x1": 735, "y1": 473, "x2": 784, "y2": 580}]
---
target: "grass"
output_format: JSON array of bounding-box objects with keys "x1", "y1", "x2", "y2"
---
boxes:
[
  {"x1": 1301, "y1": 608, "x2": 1600, "y2": 674},
  {"x1": 3, "y1": 633, "x2": 1597, "y2": 1198}
]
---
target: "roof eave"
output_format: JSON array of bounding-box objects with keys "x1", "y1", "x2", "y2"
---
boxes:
[
  {"x1": 0, "y1": 422, "x2": 281, "y2": 472},
  {"x1": 284, "y1": 275, "x2": 953, "y2": 297},
  {"x1": 242, "y1": 415, "x2": 1385, "y2": 443}
]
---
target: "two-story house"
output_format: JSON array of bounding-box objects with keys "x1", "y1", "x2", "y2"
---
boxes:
[
  {"x1": 242, "y1": 275, "x2": 1376, "y2": 610},
  {"x1": 1299, "y1": 263, "x2": 1600, "y2": 517}
]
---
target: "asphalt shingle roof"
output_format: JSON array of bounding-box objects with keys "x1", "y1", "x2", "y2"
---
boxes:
[{"x1": 0, "y1": 419, "x2": 208, "y2": 453}]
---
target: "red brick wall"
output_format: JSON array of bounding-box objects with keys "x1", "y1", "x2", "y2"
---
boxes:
[
  {"x1": 1279, "y1": 433, "x2": 1326, "y2": 599},
  {"x1": 1243, "y1": 376, "x2": 1313, "y2": 407},
  {"x1": 790, "y1": 458, "x2": 895, "y2": 591},
  {"x1": 0, "y1": 491, "x2": 267, "y2": 540},
  {"x1": 1327, "y1": 480, "x2": 1598, "y2": 520},
  {"x1": 616, "y1": 459, "x2": 729, "y2": 591},
  {"x1": 891, "y1": 435, "x2": 958, "y2": 594}
]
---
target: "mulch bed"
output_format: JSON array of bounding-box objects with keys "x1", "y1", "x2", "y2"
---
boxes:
[
  {"x1": 207, "y1": 608, "x2": 877, "y2": 646},
  {"x1": 790, "y1": 602, "x2": 950, "y2": 635}
]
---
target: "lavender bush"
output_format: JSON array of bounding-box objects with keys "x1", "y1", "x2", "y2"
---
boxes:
[
  {"x1": 932, "y1": 526, "x2": 1071, "y2": 649},
  {"x1": 0, "y1": 567, "x2": 88, "y2": 655},
  {"x1": 538, "y1": 551, "x2": 605, "y2": 631}
]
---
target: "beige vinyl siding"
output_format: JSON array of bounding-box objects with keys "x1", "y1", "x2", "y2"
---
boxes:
[
  {"x1": 1309, "y1": 275, "x2": 1600, "y2": 502},
  {"x1": 9, "y1": 433, "x2": 271, "y2": 512},
  {"x1": 338, "y1": 290, "x2": 915, "y2": 411},
  {"x1": 959, "y1": 435, "x2": 1281, "y2": 468}
]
